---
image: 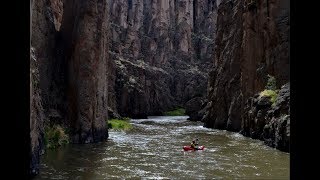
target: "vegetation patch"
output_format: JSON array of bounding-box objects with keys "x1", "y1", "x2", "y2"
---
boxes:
[
  {"x1": 260, "y1": 74, "x2": 279, "y2": 106},
  {"x1": 260, "y1": 89, "x2": 278, "y2": 105},
  {"x1": 164, "y1": 108, "x2": 186, "y2": 116},
  {"x1": 107, "y1": 117, "x2": 132, "y2": 131},
  {"x1": 44, "y1": 125, "x2": 69, "y2": 149}
]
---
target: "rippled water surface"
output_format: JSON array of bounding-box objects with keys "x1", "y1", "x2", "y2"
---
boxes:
[{"x1": 36, "y1": 116, "x2": 289, "y2": 179}]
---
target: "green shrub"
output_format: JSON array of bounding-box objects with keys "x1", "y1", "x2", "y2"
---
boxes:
[
  {"x1": 107, "y1": 118, "x2": 132, "y2": 131},
  {"x1": 261, "y1": 74, "x2": 279, "y2": 106},
  {"x1": 164, "y1": 108, "x2": 186, "y2": 116},
  {"x1": 44, "y1": 125, "x2": 69, "y2": 149},
  {"x1": 260, "y1": 89, "x2": 278, "y2": 105}
]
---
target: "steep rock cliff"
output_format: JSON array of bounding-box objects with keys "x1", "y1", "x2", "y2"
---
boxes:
[
  {"x1": 60, "y1": 0, "x2": 109, "y2": 143},
  {"x1": 203, "y1": 0, "x2": 290, "y2": 151},
  {"x1": 32, "y1": 0, "x2": 67, "y2": 129},
  {"x1": 31, "y1": 0, "x2": 110, "y2": 175},
  {"x1": 203, "y1": 0, "x2": 244, "y2": 130},
  {"x1": 108, "y1": 0, "x2": 217, "y2": 118},
  {"x1": 30, "y1": 47, "x2": 45, "y2": 176},
  {"x1": 30, "y1": 0, "x2": 57, "y2": 175}
]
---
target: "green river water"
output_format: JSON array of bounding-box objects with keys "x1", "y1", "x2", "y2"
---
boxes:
[{"x1": 35, "y1": 116, "x2": 289, "y2": 179}]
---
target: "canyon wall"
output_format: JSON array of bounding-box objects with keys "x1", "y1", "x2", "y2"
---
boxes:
[
  {"x1": 203, "y1": 0, "x2": 290, "y2": 151},
  {"x1": 60, "y1": 0, "x2": 109, "y2": 143},
  {"x1": 30, "y1": 0, "x2": 110, "y2": 175},
  {"x1": 30, "y1": 0, "x2": 57, "y2": 175},
  {"x1": 108, "y1": 0, "x2": 217, "y2": 118}
]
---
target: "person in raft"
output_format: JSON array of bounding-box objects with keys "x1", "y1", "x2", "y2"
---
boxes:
[
  {"x1": 191, "y1": 140, "x2": 199, "y2": 150},
  {"x1": 194, "y1": 138, "x2": 199, "y2": 146}
]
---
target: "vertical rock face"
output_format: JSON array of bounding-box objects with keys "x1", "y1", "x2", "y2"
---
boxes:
[
  {"x1": 108, "y1": 0, "x2": 217, "y2": 118},
  {"x1": 30, "y1": 47, "x2": 45, "y2": 176},
  {"x1": 185, "y1": 96, "x2": 207, "y2": 121},
  {"x1": 32, "y1": 0, "x2": 67, "y2": 128},
  {"x1": 60, "y1": 0, "x2": 109, "y2": 143},
  {"x1": 240, "y1": 0, "x2": 290, "y2": 100},
  {"x1": 31, "y1": 0, "x2": 110, "y2": 175},
  {"x1": 30, "y1": 0, "x2": 57, "y2": 176},
  {"x1": 203, "y1": 0, "x2": 244, "y2": 130},
  {"x1": 49, "y1": 0, "x2": 63, "y2": 31},
  {"x1": 203, "y1": 0, "x2": 290, "y2": 151}
]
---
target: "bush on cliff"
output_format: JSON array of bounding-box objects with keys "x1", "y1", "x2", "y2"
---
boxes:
[
  {"x1": 259, "y1": 75, "x2": 279, "y2": 105},
  {"x1": 44, "y1": 125, "x2": 69, "y2": 149},
  {"x1": 164, "y1": 108, "x2": 186, "y2": 116},
  {"x1": 260, "y1": 90, "x2": 278, "y2": 105},
  {"x1": 107, "y1": 117, "x2": 132, "y2": 131}
]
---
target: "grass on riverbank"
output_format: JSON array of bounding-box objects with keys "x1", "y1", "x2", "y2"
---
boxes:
[
  {"x1": 44, "y1": 125, "x2": 69, "y2": 149},
  {"x1": 107, "y1": 117, "x2": 132, "y2": 131},
  {"x1": 164, "y1": 108, "x2": 186, "y2": 116}
]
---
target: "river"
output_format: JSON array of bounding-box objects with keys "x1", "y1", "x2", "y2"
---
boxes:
[{"x1": 35, "y1": 116, "x2": 289, "y2": 179}]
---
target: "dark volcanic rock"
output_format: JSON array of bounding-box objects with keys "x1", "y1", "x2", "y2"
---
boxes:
[
  {"x1": 241, "y1": 83, "x2": 290, "y2": 152},
  {"x1": 60, "y1": 0, "x2": 109, "y2": 143},
  {"x1": 257, "y1": 96, "x2": 272, "y2": 109},
  {"x1": 241, "y1": 95, "x2": 270, "y2": 140},
  {"x1": 111, "y1": 56, "x2": 174, "y2": 118},
  {"x1": 262, "y1": 83, "x2": 290, "y2": 152},
  {"x1": 108, "y1": 0, "x2": 217, "y2": 118},
  {"x1": 185, "y1": 96, "x2": 206, "y2": 121}
]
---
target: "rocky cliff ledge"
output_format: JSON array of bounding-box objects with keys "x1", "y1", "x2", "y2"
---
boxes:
[{"x1": 241, "y1": 83, "x2": 290, "y2": 152}]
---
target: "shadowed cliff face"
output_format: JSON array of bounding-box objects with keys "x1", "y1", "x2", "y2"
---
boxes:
[
  {"x1": 49, "y1": 0, "x2": 63, "y2": 31},
  {"x1": 203, "y1": 0, "x2": 244, "y2": 131},
  {"x1": 31, "y1": 0, "x2": 57, "y2": 175},
  {"x1": 30, "y1": 47, "x2": 45, "y2": 176},
  {"x1": 203, "y1": 0, "x2": 290, "y2": 151},
  {"x1": 60, "y1": 0, "x2": 109, "y2": 143},
  {"x1": 31, "y1": 0, "x2": 110, "y2": 175},
  {"x1": 108, "y1": 0, "x2": 217, "y2": 118}
]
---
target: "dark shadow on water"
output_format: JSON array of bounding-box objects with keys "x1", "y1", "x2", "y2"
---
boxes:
[{"x1": 36, "y1": 141, "x2": 114, "y2": 179}]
